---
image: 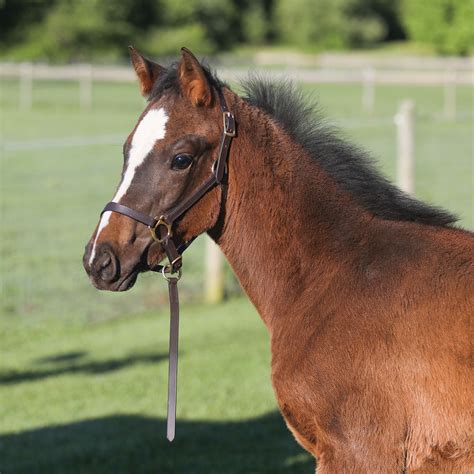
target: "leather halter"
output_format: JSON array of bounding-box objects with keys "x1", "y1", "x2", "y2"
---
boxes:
[
  {"x1": 99, "y1": 89, "x2": 236, "y2": 441},
  {"x1": 101, "y1": 88, "x2": 235, "y2": 274}
]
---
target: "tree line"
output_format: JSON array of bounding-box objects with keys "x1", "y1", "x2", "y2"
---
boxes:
[{"x1": 0, "y1": 0, "x2": 472, "y2": 62}]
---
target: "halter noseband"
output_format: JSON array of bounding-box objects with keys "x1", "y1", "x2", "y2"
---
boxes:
[{"x1": 98, "y1": 88, "x2": 235, "y2": 442}]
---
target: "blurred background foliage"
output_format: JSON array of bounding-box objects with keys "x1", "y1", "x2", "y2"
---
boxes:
[
  {"x1": 402, "y1": 0, "x2": 474, "y2": 55},
  {"x1": 0, "y1": 0, "x2": 472, "y2": 62}
]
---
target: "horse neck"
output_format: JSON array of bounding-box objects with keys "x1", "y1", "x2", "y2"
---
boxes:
[{"x1": 213, "y1": 95, "x2": 370, "y2": 333}]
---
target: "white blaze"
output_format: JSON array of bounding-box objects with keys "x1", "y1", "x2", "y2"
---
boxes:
[{"x1": 89, "y1": 108, "x2": 168, "y2": 265}]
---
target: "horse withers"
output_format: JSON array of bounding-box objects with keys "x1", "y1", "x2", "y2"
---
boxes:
[{"x1": 84, "y1": 47, "x2": 473, "y2": 473}]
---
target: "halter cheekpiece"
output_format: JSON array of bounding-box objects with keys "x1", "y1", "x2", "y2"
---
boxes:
[{"x1": 100, "y1": 89, "x2": 236, "y2": 441}]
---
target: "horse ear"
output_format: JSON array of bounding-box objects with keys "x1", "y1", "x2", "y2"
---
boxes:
[
  {"x1": 128, "y1": 46, "x2": 164, "y2": 98},
  {"x1": 178, "y1": 47, "x2": 213, "y2": 107}
]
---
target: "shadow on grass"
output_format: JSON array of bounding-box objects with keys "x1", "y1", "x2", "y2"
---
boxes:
[
  {"x1": 35, "y1": 351, "x2": 88, "y2": 364},
  {"x1": 0, "y1": 351, "x2": 168, "y2": 385},
  {"x1": 1, "y1": 412, "x2": 314, "y2": 474}
]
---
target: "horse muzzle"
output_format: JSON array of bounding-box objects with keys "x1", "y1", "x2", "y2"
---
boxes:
[{"x1": 83, "y1": 242, "x2": 139, "y2": 292}]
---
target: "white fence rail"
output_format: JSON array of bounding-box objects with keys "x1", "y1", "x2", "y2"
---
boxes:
[
  {"x1": 2, "y1": 62, "x2": 472, "y2": 84},
  {"x1": 1, "y1": 62, "x2": 473, "y2": 114},
  {"x1": 254, "y1": 51, "x2": 474, "y2": 71}
]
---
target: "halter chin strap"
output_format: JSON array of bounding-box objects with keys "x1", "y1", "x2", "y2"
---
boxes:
[{"x1": 99, "y1": 88, "x2": 235, "y2": 442}]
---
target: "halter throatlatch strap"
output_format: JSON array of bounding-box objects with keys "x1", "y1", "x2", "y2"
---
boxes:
[{"x1": 99, "y1": 87, "x2": 235, "y2": 441}]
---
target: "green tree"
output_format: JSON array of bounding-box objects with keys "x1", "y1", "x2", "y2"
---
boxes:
[
  {"x1": 274, "y1": 0, "x2": 387, "y2": 49},
  {"x1": 0, "y1": 0, "x2": 55, "y2": 47},
  {"x1": 368, "y1": 0, "x2": 405, "y2": 41},
  {"x1": 401, "y1": 0, "x2": 474, "y2": 55},
  {"x1": 2, "y1": 0, "x2": 240, "y2": 61},
  {"x1": 5, "y1": 0, "x2": 138, "y2": 61},
  {"x1": 141, "y1": 0, "x2": 237, "y2": 56},
  {"x1": 239, "y1": 0, "x2": 270, "y2": 45}
]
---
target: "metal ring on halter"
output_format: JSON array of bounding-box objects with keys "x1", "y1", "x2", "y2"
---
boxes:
[
  {"x1": 162, "y1": 265, "x2": 182, "y2": 281},
  {"x1": 149, "y1": 216, "x2": 172, "y2": 243},
  {"x1": 211, "y1": 159, "x2": 227, "y2": 177}
]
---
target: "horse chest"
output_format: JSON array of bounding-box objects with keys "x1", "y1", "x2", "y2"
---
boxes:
[
  {"x1": 271, "y1": 358, "x2": 330, "y2": 457},
  {"x1": 273, "y1": 382, "x2": 333, "y2": 459}
]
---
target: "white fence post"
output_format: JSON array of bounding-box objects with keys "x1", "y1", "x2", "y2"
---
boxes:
[
  {"x1": 395, "y1": 100, "x2": 416, "y2": 195},
  {"x1": 443, "y1": 69, "x2": 456, "y2": 120},
  {"x1": 362, "y1": 67, "x2": 375, "y2": 113},
  {"x1": 204, "y1": 236, "x2": 225, "y2": 303},
  {"x1": 79, "y1": 63, "x2": 93, "y2": 109},
  {"x1": 19, "y1": 62, "x2": 33, "y2": 110}
]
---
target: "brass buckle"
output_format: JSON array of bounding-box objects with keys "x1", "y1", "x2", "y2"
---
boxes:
[
  {"x1": 223, "y1": 111, "x2": 236, "y2": 137},
  {"x1": 149, "y1": 216, "x2": 172, "y2": 243},
  {"x1": 162, "y1": 265, "x2": 182, "y2": 281}
]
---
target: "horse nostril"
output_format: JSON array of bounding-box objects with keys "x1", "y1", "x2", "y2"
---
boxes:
[
  {"x1": 94, "y1": 248, "x2": 119, "y2": 283},
  {"x1": 100, "y1": 254, "x2": 111, "y2": 269}
]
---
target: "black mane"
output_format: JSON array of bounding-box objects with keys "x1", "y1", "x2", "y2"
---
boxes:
[
  {"x1": 241, "y1": 76, "x2": 456, "y2": 227},
  {"x1": 150, "y1": 63, "x2": 456, "y2": 227}
]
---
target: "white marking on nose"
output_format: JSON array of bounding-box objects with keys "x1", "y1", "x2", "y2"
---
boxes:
[
  {"x1": 88, "y1": 108, "x2": 168, "y2": 265},
  {"x1": 89, "y1": 210, "x2": 112, "y2": 265},
  {"x1": 114, "y1": 108, "x2": 168, "y2": 202}
]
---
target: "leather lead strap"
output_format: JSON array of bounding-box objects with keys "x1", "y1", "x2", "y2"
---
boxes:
[{"x1": 166, "y1": 277, "x2": 180, "y2": 442}]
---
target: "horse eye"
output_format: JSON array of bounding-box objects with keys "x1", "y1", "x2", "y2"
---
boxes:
[{"x1": 171, "y1": 153, "x2": 193, "y2": 170}]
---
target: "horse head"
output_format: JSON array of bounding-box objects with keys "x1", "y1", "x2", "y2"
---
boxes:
[{"x1": 83, "y1": 47, "x2": 230, "y2": 291}]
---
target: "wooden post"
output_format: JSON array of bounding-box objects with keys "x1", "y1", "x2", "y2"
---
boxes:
[
  {"x1": 362, "y1": 67, "x2": 375, "y2": 113},
  {"x1": 443, "y1": 69, "x2": 456, "y2": 120},
  {"x1": 204, "y1": 236, "x2": 225, "y2": 303},
  {"x1": 395, "y1": 100, "x2": 415, "y2": 195},
  {"x1": 79, "y1": 63, "x2": 93, "y2": 109},
  {"x1": 19, "y1": 62, "x2": 33, "y2": 110}
]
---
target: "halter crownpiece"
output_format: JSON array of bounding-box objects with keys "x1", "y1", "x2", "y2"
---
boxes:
[{"x1": 100, "y1": 88, "x2": 236, "y2": 441}]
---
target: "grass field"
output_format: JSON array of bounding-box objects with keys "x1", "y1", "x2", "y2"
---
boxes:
[
  {"x1": 1, "y1": 298, "x2": 314, "y2": 473},
  {"x1": 0, "y1": 75, "x2": 472, "y2": 473}
]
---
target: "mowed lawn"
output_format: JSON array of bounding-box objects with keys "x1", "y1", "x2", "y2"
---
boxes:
[
  {"x1": 1, "y1": 299, "x2": 313, "y2": 473},
  {"x1": 0, "y1": 75, "x2": 472, "y2": 473}
]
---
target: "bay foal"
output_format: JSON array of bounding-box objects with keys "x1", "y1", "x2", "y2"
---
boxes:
[{"x1": 84, "y1": 48, "x2": 473, "y2": 473}]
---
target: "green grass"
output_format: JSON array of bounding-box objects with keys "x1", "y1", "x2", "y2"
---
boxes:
[
  {"x1": 1, "y1": 298, "x2": 313, "y2": 473},
  {"x1": 0, "y1": 76, "x2": 472, "y2": 473}
]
